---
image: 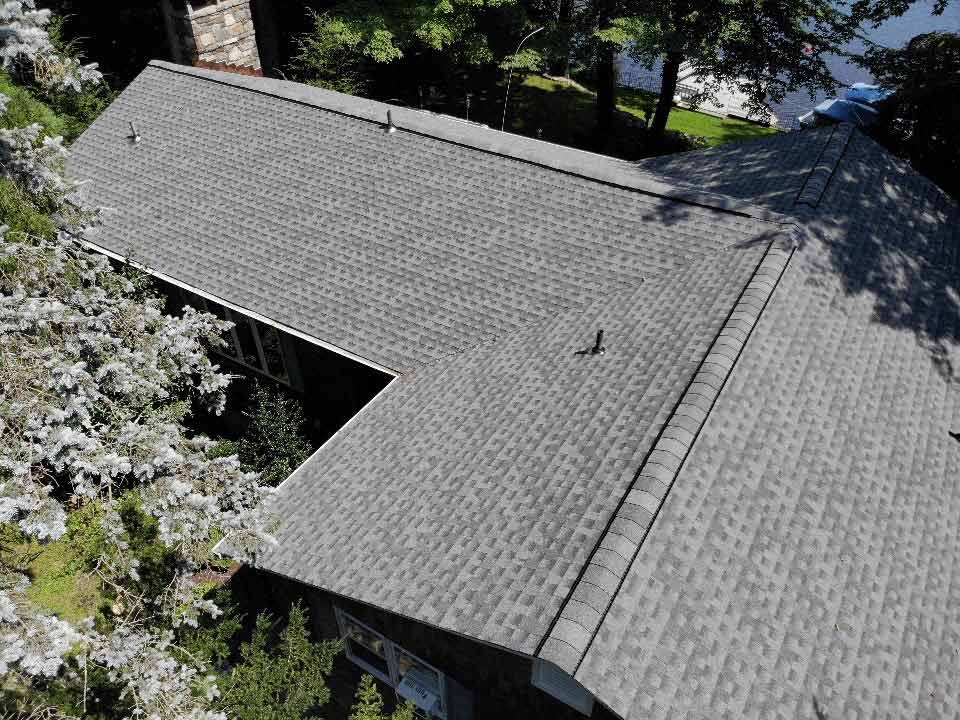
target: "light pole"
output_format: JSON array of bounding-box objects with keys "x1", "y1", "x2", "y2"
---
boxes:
[{"x1": 500, "y1": 26, "x2": 545, "y2": 132}]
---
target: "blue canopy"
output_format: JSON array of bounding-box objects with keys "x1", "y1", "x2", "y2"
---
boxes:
[
  {"x1": 813, "y1": 97, "x2": 879, "y2": 126},
  {"x1": 844, "y1": 83, "x2": 891, "y2": 106}
]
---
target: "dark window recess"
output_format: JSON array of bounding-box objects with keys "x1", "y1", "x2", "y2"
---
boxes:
[
  {"x1": 172, "y1": 288, "x2": 292, "y2": 386},
  {"x1": 347, "y1": 638, "x2": 392, "y2": 679},
  {"x1": 256, "y1": 321, "x2": 289, "y2": 382},
  {"x1": 233, "y1": 317, "x2": 262, "y2": 369},
  {"x1": 207, "y1": 302, "x2": 240, "y2": 358}
]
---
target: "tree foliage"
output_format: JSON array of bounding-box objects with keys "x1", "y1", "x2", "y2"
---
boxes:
[
  {"x1": 0, "y1": 4, "x2": 274, "y2": 717},
  {"x1": 860, "y1": 31, "x2": 960, "y2": 197},
  {"x1": 349, "y1": 674, "x2": 416, "y2": 720},
  {"x1": 293, "y1": 0, "x2": 517, "y2": 69},
  {"x1": 609, "y1": 0, "x2": 861, "y2": 133},
  {"x1": 237, "y1": 383, "x2": 312, "y2": 487},
  {"x1": 218, "y1": 604, "x2": 339, "y2": 720}
]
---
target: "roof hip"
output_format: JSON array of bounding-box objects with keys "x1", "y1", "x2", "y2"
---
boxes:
[{"x1": 536, "y1": 236, "x2": 796, "y2": 676}]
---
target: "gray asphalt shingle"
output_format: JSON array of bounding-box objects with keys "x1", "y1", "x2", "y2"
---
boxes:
[
  {"x1": 571, "y1": 129, "x2": 960, "y2": 719},
  {"x1": 68, "y1": 60, "x2": 960, "y2": 720},
  {"x1": 259, "y1": 236, "x2": 783, "y2": 654},
  {"x1": 68, "y1": 61, "x2": 769, "y2": 374}
]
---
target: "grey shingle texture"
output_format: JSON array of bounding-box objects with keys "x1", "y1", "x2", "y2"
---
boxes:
[
  {"x1": 68, "y1": 61, "x2": 768, "y2": 374},
  {"x1": 539, "y1": 240, "x2": 794, "y2": 673},
  {"x1": 68, "y1": 60, "x2": 960, "y2": 720},
  {"x1": 258, "y1": 236, "x2": 781, "y2": 655},
  {"x1": 574, "y1": 130, "x2": 960, "y2": 718}
]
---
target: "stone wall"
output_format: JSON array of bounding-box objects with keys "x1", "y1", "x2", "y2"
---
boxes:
[{"x1": 161, "y1": 0, "x2": 261, "y2": 70}]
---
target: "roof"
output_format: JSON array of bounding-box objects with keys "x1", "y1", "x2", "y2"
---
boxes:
[
  {"x1": 68, "y1": 62, "x2": 960, "y2": 720},
  {"x1": 68, "y1": 60, "x2": 776, "y2": 375},
  {"x1": 560, "y1": 124, "x2": 960, "y2": 718},
  {"x1": 260, "y1": 234, "x2": 790, "y2": 654}
]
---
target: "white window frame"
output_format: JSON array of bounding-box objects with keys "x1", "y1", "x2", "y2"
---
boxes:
[
  {"x1": 335, "y1": 607, "x2": 395, "y2": 685},
  {"x1": 334, "y1": 607, "x2": 448, "y2": 719},
  {"x1": 531, "y1": 658, "x2": 594, "y2": 716},
  {"x1": 176, "y1": 289, "x2": 292, "y2": 387}
]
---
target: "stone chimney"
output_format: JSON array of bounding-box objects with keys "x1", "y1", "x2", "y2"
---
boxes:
[{"x1": 160, "y1": 0, "x2": 262, "y2": 73}]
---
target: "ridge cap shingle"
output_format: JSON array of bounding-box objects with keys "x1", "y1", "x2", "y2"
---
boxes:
[
  {"x1": 794, "y1": 122, "x2": 855, "y2": 208},
  {"x1": 536, "y1": 236, "x2": 796, "y2": 675}
]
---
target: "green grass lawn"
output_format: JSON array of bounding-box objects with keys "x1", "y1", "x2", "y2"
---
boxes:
[
  {"x1": 615, "y1": 86, "x2": 779, "y2": 146},
  {"x1": 513, "y1": 75, "x2": 777, "y2": 152},
  {"x1": 0, "y1": 70, "x2": 69, "y2": 138},
  {"x1": 19, "y1": 537, "x2": 102, "y2": 624}
]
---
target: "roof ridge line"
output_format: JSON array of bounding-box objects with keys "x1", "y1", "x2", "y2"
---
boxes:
[
  {"x1": 795, "y1": 123, "x2": 855, "y2": 208},
  {"x1": 534, "y1": 236, "x2": 796, "y2": 676},
  {"x1": 146, "y1": 60, "x2": 785, "y2": 224}
]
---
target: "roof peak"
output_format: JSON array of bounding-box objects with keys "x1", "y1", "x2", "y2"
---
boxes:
[{"x1": 146, "y1": 60, "x2": 785, "y2": 225}]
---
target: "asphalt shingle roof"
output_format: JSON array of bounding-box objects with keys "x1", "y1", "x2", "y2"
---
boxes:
[
  {"x1": 68, "y1": 60, "x2": 960, "y2": 720},
  {"x1": 569, "y1": 123, "x2": 960, "y2": 719},
  {"x1": 68, "y1": 61, "x2": 773, "y2": 374},
  {"x1": 260, "y1": 234, "x2": 785, "y2": 654}
]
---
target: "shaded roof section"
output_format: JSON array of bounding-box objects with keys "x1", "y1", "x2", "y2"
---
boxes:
[
  {"x1": 569, "y1": 131, "x2": 960, "y2": 718},
  {"x1": 257, "y1": 234, "x2": 786, "y2": 656},
  {"x1": 68, "y1": 61, "x2": 775, "y2": 374},
  {"x1": 635, "y1": 124, "x2": 841, "y2": 214}
]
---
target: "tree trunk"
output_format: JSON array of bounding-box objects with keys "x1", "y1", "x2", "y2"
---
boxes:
[
  {"x1": 548, "y1": 0, "x2": 575, "y2": 77},
  {"x1": 652, "y1": 51, "x2": 684, "y2": 135},
  {"x1": 593, "y1": 0, "x2": 616, "y2": 136},
  {"x1": 595, "y1": 44, "x2": 616, "y2": 134}
]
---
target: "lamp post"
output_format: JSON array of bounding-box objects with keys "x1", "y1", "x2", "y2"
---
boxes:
[{"x1": 500, "y1": 26, "x2": 545, "y2": 132}]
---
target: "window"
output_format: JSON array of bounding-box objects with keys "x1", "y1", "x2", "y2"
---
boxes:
[
  {"x1": 395, "y1": 646, "x2": 444, "y2": 717},
  {"x1": 531, "y1": 659, "x2": 594, "y2": 716},
  {"x1": 338, "y1": 611, "x2": 392, "y2": 684},
  {"x1": 174, "y1": 289, "x2": 291, "y2": 386},
  {"x1": 335, "y1": 608, "x2": 447, "y2": 719}
]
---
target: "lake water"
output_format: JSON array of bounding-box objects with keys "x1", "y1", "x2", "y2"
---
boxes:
[{"x1": 618, "y1": 0, "x2": 960, "y2": 127}]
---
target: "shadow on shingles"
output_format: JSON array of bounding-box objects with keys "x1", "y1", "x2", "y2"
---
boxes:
[
  {"x1": 812, "y1": 696, "x2": 829, "y2": 720},
  {"x1": 635, "y1": 131, "x2": 960, "y2": 382}
]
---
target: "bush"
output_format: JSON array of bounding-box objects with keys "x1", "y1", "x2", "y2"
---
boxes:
[
  {"x1": 0, "y1": 70, "x2": 67, "y2": 137},
  {"x1": 237, "y1": 383, "x2": 313, "y2": 486},
  {"x1": 218, "y1": 603, "x2": 340, "y2": 720},
  {"x1": 349, "y1": 674, "x2": 416, "y2": 720},
  {"x1": 0, "y1": 177, "x2": 59, "y2": 239}
]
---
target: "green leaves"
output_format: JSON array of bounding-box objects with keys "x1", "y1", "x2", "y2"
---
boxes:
[
  {"x1": 219, "y1": 604, "x2": 341, "y2": 720},
  {"x1": 498, "y1": 47, "x2": 544, "y2": 71},
  {"x1": 236, "y1": 383, "x2": 312, "y2": 488},
  {"x1": 289, "y1": 0, "x2": 519, "y2": 94},
  {"x1": 859, "y1": 31, "x2": 960, "y2": 197},
  {"x1": 349, "y1": 673, "x2": 417, "y2": 720}
]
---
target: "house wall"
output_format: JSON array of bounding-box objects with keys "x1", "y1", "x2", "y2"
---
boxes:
[
  {"x1": 237, "y1": 568, "x2": 616, "y2": 720},
  {"x1": 153, "y1": 277, "x2": 391, "y2": 445},
  {"x1": 310, "y1": 588, "x2": 618, "y2": 720}
]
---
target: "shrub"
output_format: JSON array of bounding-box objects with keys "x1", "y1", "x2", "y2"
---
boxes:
[
  {"x1": 237, "y1": 383, "x2": 313, "y2": 486},
  {"x1": 349, "y1": 674, "x2": 416, "y2": 720},
  {"x1": 218, "y1": 603, "x2": 340, "y2": 720}
]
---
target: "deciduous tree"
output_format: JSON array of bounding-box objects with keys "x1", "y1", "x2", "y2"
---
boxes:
[
  {"x1": 609, "y1": 0, "x2": 861, "y2": 134},
  {"x1": 859, "y1": 31, "x2": 960, "y2": 197}
]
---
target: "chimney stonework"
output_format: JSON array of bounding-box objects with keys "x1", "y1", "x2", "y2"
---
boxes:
[{"x1": 160, "y1": 0, "x2": 261, "y2": 71}]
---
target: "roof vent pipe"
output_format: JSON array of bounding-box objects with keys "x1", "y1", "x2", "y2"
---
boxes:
[
  {"x1": 386, "y1": 110, "x2": 397, "y2": 134},
  {"x1": 591, "y1": 329, "x2": 606, "y2": 355},
  {"x1": 128, "y1": 121, "x2": 141, "y2": 144}
]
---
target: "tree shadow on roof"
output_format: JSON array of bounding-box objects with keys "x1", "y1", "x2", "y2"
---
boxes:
[
  {"x1": 803, "y1": 132, "x2": 960, "y2": 381},
  {"x1": 635, "y1": 128, "x2": 960, "y2": 381}
]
